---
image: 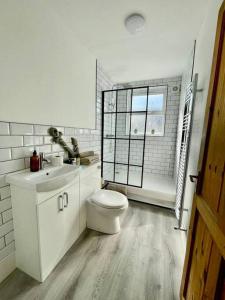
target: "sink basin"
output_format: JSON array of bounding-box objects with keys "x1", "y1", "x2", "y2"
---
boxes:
[{"x1": 6, "y1": 164, "x2": 79, "y2": 192}]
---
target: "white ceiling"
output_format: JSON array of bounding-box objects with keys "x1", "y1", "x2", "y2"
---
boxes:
[{"x1": 47, "y1": 0, "x2": 210, "y2": 83}]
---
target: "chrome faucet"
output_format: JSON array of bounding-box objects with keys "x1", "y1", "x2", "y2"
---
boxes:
[{"x1": 39, "y1": 152, "x2": 51, "y2": 170}]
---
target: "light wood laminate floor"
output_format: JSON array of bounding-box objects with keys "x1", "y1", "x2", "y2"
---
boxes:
[{"x1": 0, "y1": 201, "x2": 186, "y2": 300}]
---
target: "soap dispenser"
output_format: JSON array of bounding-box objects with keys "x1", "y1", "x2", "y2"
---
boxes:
[{"x1": 30, "y1": 150, "x2": 40, "y2": 172}]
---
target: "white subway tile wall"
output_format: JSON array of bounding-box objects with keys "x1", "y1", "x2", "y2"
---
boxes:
[
  {"x1": 0, "y1": 62, "x2": 113, "y2": 264},
  {"x1": 0, "y1": 123, "x2": 10, "y2": 135}
]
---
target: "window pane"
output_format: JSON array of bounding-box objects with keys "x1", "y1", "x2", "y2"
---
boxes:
[
  {"x1": 147, "y1": 115, "x2": 165, "y2": 136},
  {"x1": 132, "y1": 95, "x2": 146, "y2": 111},
  {"x1": 148, "y1": 94, "x2": 164, "y2": 111},
  {"x1": 131, "y1": 88, "x2": 148, "y2": 111},
  {"x1": 130, "y1": 113, "x2": 145, "y2": 137}
]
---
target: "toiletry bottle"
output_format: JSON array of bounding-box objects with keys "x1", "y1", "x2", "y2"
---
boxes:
[{"x1": 30, "y1": 150, "x2": 40, "y2": 172}]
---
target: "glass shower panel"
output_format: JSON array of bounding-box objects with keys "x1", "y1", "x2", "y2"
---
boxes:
[
  {"x1": 115, "y1": 164, "x2": 128, "y2": 184},
  {"x1": 129, "y1": 140, "x2": 144, "y2": 166},
  {"x1": 103, "y1": 113, "x2": 115, "y2": 138},
  {"x1": 128, "y1": 166, "x2": 142, "y2": 186},
  {"x1": 117, "y1": 90, "x2": 131, "y2": 112},
  {"x1": 102, "y1": 86, "x2": 149, "y2": 188},
  {"x1": 116, "y1": 113, "x2": 130, "y2": 139},
  {"x1": 103, "y1": 163, "x2": 114, "y2": 182},
  {"x1": 130, "y1": 113, "x2": 146, "y2": 139},
  {"x1": 103, "y1": 139, "x2": 115, "y2": 163},
  {"x1": 104, "y1": 91, "x2": 117, "y2": 113},
  {"x1": 115, "y1": 139, "x2": 129, "y2": 164}
]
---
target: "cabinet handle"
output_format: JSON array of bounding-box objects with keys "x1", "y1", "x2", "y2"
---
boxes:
[
  {"x1": 58, "y1": 195, "x2": 63, "y2": 212},
  {"x1": 63, "y1": 192, "x2": 69, "y2": 208}
]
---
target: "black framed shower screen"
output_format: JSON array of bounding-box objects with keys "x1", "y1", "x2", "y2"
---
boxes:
[{"x1": 101, "y1": 85, "x2": 168, "y2": 188}]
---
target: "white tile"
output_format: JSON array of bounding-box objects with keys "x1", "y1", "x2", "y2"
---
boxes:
[
  {"x1": 34, "y1": 125, "x2": 50, "y2": 135},
  {"x1": 10, "y1": 123, "x2": 33, "y2": 135},
  {"x1": 23, "y1": 136, "x2": 43, "y2": 146},
  {"x1": 0, "y1": 241, "x2": 15, "y2": 261},
  {"x1": 0, "y1": 159, "x2": 25, "y2": 175},
  {"x1": 0, "y1": 149, "x2": 11, "y2": 162},
  {"x1": 5, "y1": 230, "x2": 14, "y2": 245},
  {"x1": 0, "y1": 175, "x2": 7, "y2": 188},
  {"x1": 84, "y1": 129, "x2": 90, "y2": 134},
  {"x1": 0, "y1": 186, "x2": 10, "y2": 200},
  {"x1": 0, "y1": 122, "x2": 10, "y2": 135},
  {"x1": 0, "y1": 136, "x2": 23, "y2": 148},
  {"x1": 11, "y1": 147, "x2": 34, "y2": 159},
  {"x1": 2, "y1": 209, "x2": 13, "y2": 223},
  {"x1": 0, "y1": 237, "x2": 4, "y2": 250},
  {"x1": 0, "y1": 220, "x2": 13, "y2": 238},
  {"x1": 51, "y1": 144, "x2": 62, "y2": 152},
  {"x1": 65, "y1": 127, "x2": 75, "y2": 136},
  {"x1": 0, "y1": 198, "x2": 11, "y2": 213},
  {"x1": 36, "y1": 145, "x2": 51, "y2": 153},
  {"x1": 43, "y1": 136, "x2": 52, "y2": 144}
]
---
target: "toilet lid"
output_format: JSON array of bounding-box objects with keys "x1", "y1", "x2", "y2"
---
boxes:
[{"x1": 91, "y1": 190, "x2": 128, "y2": 209}]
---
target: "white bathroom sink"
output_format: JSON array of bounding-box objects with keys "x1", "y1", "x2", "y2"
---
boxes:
[{"x1": 6, "y1": 164, "x2": 79, "y2": 192}]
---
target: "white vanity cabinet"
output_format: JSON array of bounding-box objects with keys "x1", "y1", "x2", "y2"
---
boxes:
[
  {"x1": 8, "y1": 163, "x2": 101, "y2": 282},
  {"x1": 38, "y1": 179, "x2": 80, "y2": 281},
  {"x1": 79, "y1": 163, "x2": 101, "y2": 233},
  {"x1": 10, "y1": 177, "x2": 80, "y2": 282}
]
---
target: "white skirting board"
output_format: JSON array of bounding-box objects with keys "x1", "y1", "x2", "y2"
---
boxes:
[{"x1": 0, "y1": 252, "x2": 16, "y2": 284}]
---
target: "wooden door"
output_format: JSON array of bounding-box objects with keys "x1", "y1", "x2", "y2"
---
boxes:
[{"x1": 180, "y1": 2, "x2": 225, "y2": 299}]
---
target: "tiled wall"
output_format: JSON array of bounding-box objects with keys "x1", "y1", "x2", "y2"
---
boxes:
[
  {"x1": 0, "y1": 62, "x2": 113, "y2": 268},
  {"x1": 116, "y1": 76, "x2": 182, "y2": 177}
]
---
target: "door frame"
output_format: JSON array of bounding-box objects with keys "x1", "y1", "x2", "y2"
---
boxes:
[{"x1": 180, "y1": 1, "x2": 225, "y2": 298}]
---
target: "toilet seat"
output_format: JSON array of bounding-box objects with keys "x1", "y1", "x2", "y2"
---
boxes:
[{"x1": 91, "y1": 190, "x2": 128, "y2": 209}]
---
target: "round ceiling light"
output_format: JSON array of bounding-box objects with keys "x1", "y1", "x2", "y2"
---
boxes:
[{"x1": 125, "y1": 13, "x2": 145, "y2": 34}]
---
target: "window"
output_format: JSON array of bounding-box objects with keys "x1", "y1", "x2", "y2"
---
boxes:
[{"x1": 126, "y1": 86, "x2": 167, "y2": 136}]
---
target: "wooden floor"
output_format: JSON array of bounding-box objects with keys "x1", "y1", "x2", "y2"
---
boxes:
[{"x1": 0, "y1": 201, "x2": 186, "y2": 300}]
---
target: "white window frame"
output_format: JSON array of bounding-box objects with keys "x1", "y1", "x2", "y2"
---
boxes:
[{"x1": 126, "y1": 86, "x2": 167, "y2": 137}]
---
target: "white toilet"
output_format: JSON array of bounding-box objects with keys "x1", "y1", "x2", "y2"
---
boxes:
[{"x1": 87, "y1": 190, "x2": 129, "y2": 234}]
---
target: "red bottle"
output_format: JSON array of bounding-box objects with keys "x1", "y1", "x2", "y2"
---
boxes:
[{"x1": 30, "y1": 150, "x2": 40, "y2": 172}]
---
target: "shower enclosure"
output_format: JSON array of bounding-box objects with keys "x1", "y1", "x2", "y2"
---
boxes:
[{"x1": 101, "y1": 85, "x2": 171, "y2": 202}]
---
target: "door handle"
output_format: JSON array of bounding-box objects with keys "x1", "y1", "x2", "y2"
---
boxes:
[
  {"x1": 63, "y1": 192, "x2": 69, "y2": 208},
  {"x1": 189, "y1": 174, "x2": 199, "y2": 183},
  {"x1": 58, "y1": 195, "x2": 63, "y2": 211}
]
